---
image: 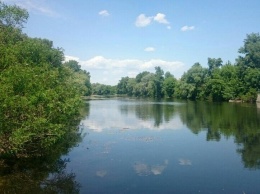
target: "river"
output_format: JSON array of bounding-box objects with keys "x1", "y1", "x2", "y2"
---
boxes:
[{"x1": 1, "y1": 98, "x2": 260, "y2": 193}]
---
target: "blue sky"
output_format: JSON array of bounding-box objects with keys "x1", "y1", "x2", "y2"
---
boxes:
[{"x1": 3, "y1": 0, "x2": 260, "y2": 85}]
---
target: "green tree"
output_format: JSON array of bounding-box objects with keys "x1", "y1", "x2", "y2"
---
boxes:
[
  {"x1": 64, "y1": 60, "x2": 81, "y2": 72},
  {"x1": 0, "y1": 3, "x2": 90, "y2": 157},
  {"x1": 237, "y1": 33, "x2": 260, "y2": 69},
  {"x1": 164, "y1": 71, "x2": 174, "y2": 79},
  {"x1": 92, "y1": 83, "x2": 116, "y2": 95},
  {"x1": 136, "y1": 71, "x2": 149, "y2": 83},
  {"x1": 63, "y1": 60, "x2": 92, "y2": 96},
  {"x1": 126, "y1": 78, "x2": 136, "y2": 96},
  {"x1": 236, "y1": 33, "x2": 260, "y2": 101},
  {"x1": 163, "y1": 76, "x2": 176, "y2": 98},
  {"x1": 117, "y1": 76, "x2": 129, "y2": 94},
  {"x1": 0, "y1": 2, "x2": 29, "y2": 29},
  {"x1": 154, "y1": 66, "x2": 164, "y2": 98},
  {"x1": 219, "y1": 63, "x2": 240, "y2": 100},
  {"x1": 208, "y1": 57, "x2": 223, "y2": 76},
  {"x1": 176, "y1": 63, "x2": 207, "y2": 100}
]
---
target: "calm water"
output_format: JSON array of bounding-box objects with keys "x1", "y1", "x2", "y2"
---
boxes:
[{"x1": 1, "y1": 98, "x2": 260, "y2": 193}]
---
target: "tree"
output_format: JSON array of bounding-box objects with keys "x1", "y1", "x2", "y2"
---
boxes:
[
  {"x1": 0, "y1": 3, "x2": 90, "y2": 157},
  {"x1": 237, "y1": 33, "x2": 260, "y2": 69},
  {"x1": 0, "y1": 2, "x2": 29, "y2": 29},
  {"x1": 219, "y1": 63, "x2": 240, "y2": 100},
  {"x1": 126, "y1": 78, "x2": 136, "y2": 96},
  {"x1": 92, "y1": 83, "x2": 116, "y2": 95},
  {"x1": 64, "y1": 60, "x2": 81, "y2": 72},
  {"x1": 63, "y1": 60, "x2": 91, "y2": 96},
  {"x1": 164, "y1": 71, "x2": 174, "y2": 79},
  {"x1": 117, "y1": 76, "x2": 130, "y2": 94},
  {"x1": 236, "y1": 33, "x2": 260, "y2": 101},
  {"x1": 154, "y1": 66, "x2": 164, "y2": 98},
  {"x1": 163, "y1": 76, "x2": 176, "y2": 98},
  {"x1": 176, "y1": 63, "x2": 207, "y2": 100},
  {"x1": 136, "y1": 71, "x2": 149, "y2": 83},
  {"x1": 207, "y1": 57, "x2": 223, "y2": 76},
  {"x1": 16, "y1": 38, "x2": 64, "y2": 67}
]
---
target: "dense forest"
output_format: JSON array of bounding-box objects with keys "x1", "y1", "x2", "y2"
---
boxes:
[
  {"x1": 0, "y1": 2, "x2": 91, "y2": 157},
  {"x1": 0, "y1": 2, "x2": 259, "y2": 158}
]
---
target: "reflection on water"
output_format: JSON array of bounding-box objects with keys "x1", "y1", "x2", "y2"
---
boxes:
[
  {"x1": 0, "y1": 102, "x2": 90, "y2": 194},
  {"x1": 133, "y1": 160, "x2": 168, "y2": 176},
  {"x1": 0, "y1": 158, "x2": 81, "y2": 194},
  {"x1": 2, "y1": 98, "x2": 260, "y2": 193},
  {"x1": 73, "y1": 98, "x2": 260, "y2": 193},
  {"x1": 96, "y1": 170, "x2": 107, "y2": 177},
  {"x1": 177, "y1": 101, "x2": 260, "y2": 169},
  {"x1": 179, "y1": 159, "x2": 192, "y2": 166}
]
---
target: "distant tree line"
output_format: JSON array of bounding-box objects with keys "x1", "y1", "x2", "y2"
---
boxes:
[
  {"x1": 91, "y1": 83, "x2": 116, "y2": 96},
  {"x1": 116, "y1": 33, "x2": 260, "y2": 102}
]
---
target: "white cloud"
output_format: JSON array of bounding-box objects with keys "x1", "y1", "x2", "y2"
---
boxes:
[
  {"x1": 65, "y1": 55, "x2": 186, "y2": 85},
  {"x1": 2, "y1": 0, "x2": 60, "y2": 17},
  {"x1": 135, "y1": 13, "x2": 170, "y2": 28},
  {"x1": 135, "y1": 14, "x2": 153, "y2": 27},
  {"x1": 181, "y1": 25, "x2": 195, "y2": 32},
  {"x1": 98, "y1": 10, "x2": 110, "y2": 17},
  {"x1": 154, "y1": 13, "x2": 169, "y2": 24},
  {"x1": 144, "y1": 47, "x2": 155, "y2": 52}
]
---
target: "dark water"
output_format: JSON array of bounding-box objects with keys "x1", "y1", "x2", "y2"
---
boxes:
[{"x1": 1, "y1": 98, "x2": 260, "y2": 194}]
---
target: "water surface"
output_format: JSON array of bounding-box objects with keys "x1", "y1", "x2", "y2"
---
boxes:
[
  {"x1": 1, "y1": 98, "x2": 260, "y2": 194},
  {"x1": 69, "y1": 99, "x2": 260, "y2": 194}
]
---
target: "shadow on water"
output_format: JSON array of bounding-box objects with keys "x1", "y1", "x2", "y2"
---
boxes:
[
  {"x1": 121, "y1": 98, "x2": 260, "y2": 169},
  {"x1": 0, "y1": 102, "x2": 90, "y2": 194},
  {"x1": 168, "y1": 100, "x2": 260, "y2": 169}
]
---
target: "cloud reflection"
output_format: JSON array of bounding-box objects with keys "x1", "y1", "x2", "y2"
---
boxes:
[
  {"x1": 133, "y1": 160, "x2": 168, "y2": 176},
  {"x1": 96, "y1": 170, "x2": 107, "y2": 177},
  {"x1": 178, "y1": 159, "x2": 192, "y2": 166},
  {"x1": 80, "y1": 100, "x2": 185, "y2": 133},
  {"x1": 81, "y1": 116, "x2": 183, "y2": 133}
]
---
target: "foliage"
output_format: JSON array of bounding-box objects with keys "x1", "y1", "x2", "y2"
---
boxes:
[
  {"x1": 0, "y1": 1, "x2": 29, "y2": 29},
  {"x1": 163, "y1": 76, "x2": 176, "y2": 98},
  {"x1": 114, "y1": 33, "x2": 260, "y2": 102},
  {"x1": 236, "y1": 33, "x2": 260, "y2": 101},
  {"x1": 175, "y1": 63, "x2": 207, "y2": 100},
  {"x1": 0, "y1": 123, "x2": 87, "y2": 193},
  {"x1": 0, "y1": 2, "x2": 91, "y2": 157},
  {"x1": 116, "y1": 67, "x2": 166, "y2": 98},
  {"x1": 92, "y1": 83, "x2": 116, "y2": 95},
  {"x1": 237, "y1": 33, "x2": 260, "y2": 69},
  {"x1": 63, "y1": 60, "x2": 92, "y2": 96}
]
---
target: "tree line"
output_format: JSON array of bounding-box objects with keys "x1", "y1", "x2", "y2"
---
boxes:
[
  {"x1": 114, "y1": 33, "x2": 260, "y2": 102},
  {"x1": 0, "y1": 2, "x2": 91, "y2": 158}
]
